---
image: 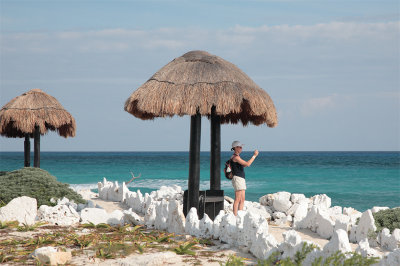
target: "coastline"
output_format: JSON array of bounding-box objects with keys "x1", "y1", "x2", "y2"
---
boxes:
[{"x1": 1, "y1": 176, "x2": 399, "y2": 265}]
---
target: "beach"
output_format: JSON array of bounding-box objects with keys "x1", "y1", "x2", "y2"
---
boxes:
[{"x1": 1, "y1": 176, "x2": 399, "y2": 265}]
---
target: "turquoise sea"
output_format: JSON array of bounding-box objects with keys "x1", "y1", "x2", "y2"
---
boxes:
[{"x1": 1, "y1": 151, "x2": 399, "y2": 212}]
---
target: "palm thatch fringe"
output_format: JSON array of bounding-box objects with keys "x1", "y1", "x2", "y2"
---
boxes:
[
  {"x1": 124, "y1": 50, "x2": 278, "y2": 127},
  {"x1": 0, "y1": 89, "x2": 76, "y2": 138}
]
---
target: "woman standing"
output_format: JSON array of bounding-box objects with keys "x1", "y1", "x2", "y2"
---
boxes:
[{"x1": 230, "y1": 141, "x2": 259, "y2": 216}]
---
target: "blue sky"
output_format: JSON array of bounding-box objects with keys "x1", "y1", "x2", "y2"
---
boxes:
[{"x1": 0, "y1": 0, "x2": 399, "y2": 151}]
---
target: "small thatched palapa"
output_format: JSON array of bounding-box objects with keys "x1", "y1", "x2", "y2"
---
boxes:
[
  {"x1": 125, "y1": 50, "x2": 278, "y2": 127},
  {"x1": 0, "y1": 89, "x2": 76, "y2": 138}
]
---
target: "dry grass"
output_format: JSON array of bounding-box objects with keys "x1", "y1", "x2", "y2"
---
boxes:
[{"x1": 0, "y1": 222, "x2": 225, "y2": 265}]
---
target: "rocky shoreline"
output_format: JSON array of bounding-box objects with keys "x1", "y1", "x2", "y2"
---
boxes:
[{"x1": 0, "y1": 177, "x2": 399, "y2": 265}]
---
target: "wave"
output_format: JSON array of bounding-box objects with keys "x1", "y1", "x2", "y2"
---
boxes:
[{"x1": 69, "y1": 179, "x2": 236, "y2": 192}]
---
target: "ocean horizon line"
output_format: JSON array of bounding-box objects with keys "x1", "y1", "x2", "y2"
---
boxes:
[{"x1": 1, "y1": 150, "x2": 399, "y2": 153}]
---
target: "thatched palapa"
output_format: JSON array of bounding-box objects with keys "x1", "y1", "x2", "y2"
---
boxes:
[
  {"x1": 0, "y1": 88, "x2": 76, "y2": 168},
  {"x1": 0, "y1": 89, "x2": 76, "y2": 138},
  {"x1": 125, "y1": 50, "x2": 278, "y2": 127},
  {"x1": 124, "y1": 50, "x2": 278, "y2": 219}
]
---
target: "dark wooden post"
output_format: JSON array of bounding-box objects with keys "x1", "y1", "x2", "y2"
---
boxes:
[
  {"x1": 210, "y1": 106, "x2": 221, "y2": 190},
  {"x1": 188, "y1": 112, "x2": 201, "y2": 212},
  {"x1": 33, "y1": 125, "x2": 40, "y2": 168},
  {"x1": 24, "y1": 134, "x2": 30, "y2": 167}
]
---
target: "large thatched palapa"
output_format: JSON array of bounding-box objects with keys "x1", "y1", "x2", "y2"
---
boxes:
[
  {"x1": 0, "y1": 89, "x2": 76, "y2": 167},
  {"x1": 125, "y1": 50, "x2": 277, "y2": 219},
  {"x1": 124, "y1": 50, "x2": 277, "y2": 127}
]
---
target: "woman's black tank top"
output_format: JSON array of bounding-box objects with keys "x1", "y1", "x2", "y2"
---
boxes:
[{"x1": 231, "y1": 155, "x2": 245, "y2": 179}]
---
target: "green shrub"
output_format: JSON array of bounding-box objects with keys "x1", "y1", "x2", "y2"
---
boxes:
[
  {"x1": 0, "y1": 167, "x2": 85, "y2": 207},
  {"x1": 258, "y1": 243, "x2": 380, "y2": 266},
  {"x1": 373, "y1": 208, "x2": 400, "y2": 233}
]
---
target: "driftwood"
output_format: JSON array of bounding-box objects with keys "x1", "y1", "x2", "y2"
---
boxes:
[{"x1": 126, "y1": 171, "x2": 141, "y2": 185}]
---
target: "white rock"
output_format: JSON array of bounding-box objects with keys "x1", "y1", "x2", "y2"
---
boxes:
[
  {"x1": 219, "y1": 213, "x2": 238, "y2": 245},
  {"x1": 239, "y1": 211, "x2": 266, "y2": 248},
  {"x1": 379, "y1": 249, "x2": 400, "y2": 266},
  {"x1": 296, "y1": 206, "x2": 334, "y2": 239},
  {"x1": 392, "y1": 229, "x2": 400, "y2": 249},
  {"x1": 371, "y1": 206, "x2": 389, "y2": 213},
  {"x1": 328, "y1": 206, "x2": 343, "y2": 218},
  {"x1": 38, "y1": 251, "x2": 72, "y2": 266},
  {"x1": 323, "y1": 229, "x2": 352, "y2": 256},
  {"x1": 356, "y1": 238, "x2": 382, "y2": 258},
  {"x1": 343, "y1": 207, "x2": 362, "y2": 224},
  {"x1": 80, "y1": 208, "x2": 124, "y2": 225},
  {"x1": 259, "y1": 194, "x2": 274, "y2": 207},
  {"x1": 290, "y1": 193, "x2": 306, "y2": 204},
  {"x1": 273, "y1": 211, "x2": 286, "y2": 220},
  {"x1": 37, "y1": 204, "x2": 80, "y2": 226},
  {"x1": 273, "y1": 192, "x2": 293, "y2": 213},
  {"x1": 166, "y1": 200, "x2": 185, "y2": 234},
  {"x1": 278, "y1": 230, "x2": 302, "y2": 259},
  {"x1": 250, "y1": 232, "x2": 278, "y2": 260},
  {"x1": 125, "y1": 190, "x2": 145, "y2": 214},
  {"x1": 356, "y1": 210, "x2": 377, "y2": 244},
  {"x1": 244, "y1": 201, "x2": 272, "y2": 220},
  {"x1": 0, "y1": 196, "x2": 37, "y2": 225},
  {"x1": 144, "y1": 201, "x2": 156, "y2": 228},
  {"x1": 223, "y1": 200, "x2": 233, "y2": 213},
  {"x1": 212, "y1": 210, "x2": 225, "y2": 239},
  {"x1": 117, "y1": 251, "x2": 178, "y2": 266},
  {"x1": 235, "y1": 211, "x2": 246, "y2": 246},
  {"x1": 31, "y1": 246, "x2": 72, "y2": 266},
  {"x1": 154, "y1": 200, "x2": 169, "y2": 230},
  {"x1": 98, "y1": 178, "x2": 130, "y2": 202},
  {"x1": 293, "y1": 201, "x2": 309, "y2": 227},
  {"x1": 185, "y1": 207, "x2": 200, "y2": 237},
  {"x1": 334, "y1": 214, "x2": 351, "y2": 233},
  {"x1": 381, "y1": 228, "x2": 400, "y2": 251},
  {"x1": 296, "y1": 205, "x2": 318, "y2": 230},
  {"x1": 123, "y1": 209, "x2": 144, "y2": 226},
  {"x1": 349, "y1": 224, "x2": 358, "y2": 243},
  {"x1": 199, "y1": 213, "x2": 214, "y2": 239},
  {"x1": 274, "y1": 216, "x2": 291, "y2": 226},
  {"x1": 315, "y1": 209, "x2": 335, "y2": 239},
  {"x1": 286, "y1": 203, "x2": 299, "y2": 216},
  {"x1": 154, "y1": 185, "x2": 183, "y2": 201},
  {"x1": 311, "y1": 194, "x2": 331, "y2": 210},
  {"x1": 30, "y1": 246, "x2": 58, "y2": 258}
]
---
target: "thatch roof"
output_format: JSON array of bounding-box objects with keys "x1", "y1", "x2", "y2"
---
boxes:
[
  {"x1": 124, "y1": 50, "x2": 278, "y2": 127},
  {"x1": 0, "y1": 89, "x2": 76, "y2": 138}
]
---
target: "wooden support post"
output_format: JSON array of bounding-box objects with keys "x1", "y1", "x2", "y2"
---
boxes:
[
  {"x1": 188, "y1": 112, "x2": 201, "y2": 213},
  {"x1": 33, "y1": 125, "x2": 40, "y2": 168},
  {"x1": 24, "y1": 134, "x2": 30, "y2": 167},
  {"x1": 210, "y1": 106, "x2": 221, "y2": 190}
]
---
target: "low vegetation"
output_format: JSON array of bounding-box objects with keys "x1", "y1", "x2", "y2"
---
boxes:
[
  {"x1": 256, "y1": 243, "x2": 380, "y2": 266},
  {"x1": 0, "y1": 222, "x2": 217, "y2": 264},
  {"x1": 0, "y1": 222, "x2": 384, "y2": 265},
  {"x1": 0, "y1": 167, "x2": 85, "y2": 207},
  {"x1": 373, "y1": 208, "x2": 400, "y2": 233}
]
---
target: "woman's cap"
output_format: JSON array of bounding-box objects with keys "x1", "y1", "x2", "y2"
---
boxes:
[{"x1": 232, "y1": 141, "x2": 244, "y2": 148}]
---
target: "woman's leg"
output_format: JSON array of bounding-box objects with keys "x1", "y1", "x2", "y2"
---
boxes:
[
  {"x1": 238, "y1": 190, "x2": 245, "y2": 211},
  {"x1": 233, "y1": 190, "x2": 241, "y2": 216}
]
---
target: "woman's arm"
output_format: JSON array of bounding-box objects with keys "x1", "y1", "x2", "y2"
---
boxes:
[{"x1": 233, "y1": 150, "x2": 259, "y2": 167}]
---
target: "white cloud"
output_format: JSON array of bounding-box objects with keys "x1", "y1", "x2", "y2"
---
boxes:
[
  {"x1": 1, "y1": 21, "x2": 398, "y2": 54},
  {"x1": 300, "y1": 94, "x2": 338, "y2": 116}
]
